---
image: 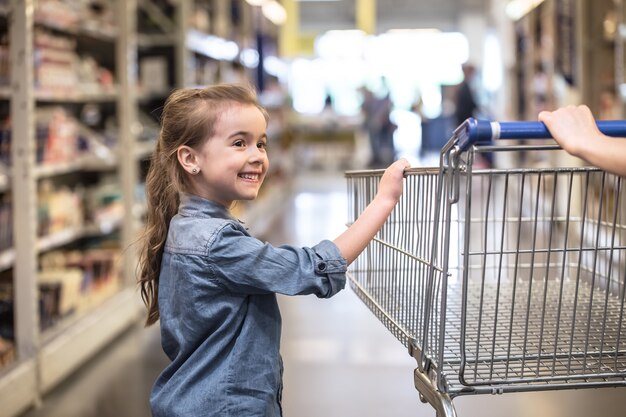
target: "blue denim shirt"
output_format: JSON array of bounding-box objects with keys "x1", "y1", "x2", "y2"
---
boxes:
[{"x1": 150, "y1": 193, "x2": 348, "y2": 417}]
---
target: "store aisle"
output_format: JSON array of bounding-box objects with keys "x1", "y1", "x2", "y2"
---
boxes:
[
  {"x1": 269, "y1": 172, "x2": 423, "y2": 417},
  {"x1": 20, "y1": 167, "x2": 626, "y2": 417}
]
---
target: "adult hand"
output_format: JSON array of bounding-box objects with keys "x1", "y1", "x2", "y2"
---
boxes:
[{"x1": 538, "y1": 104, "x2": 602, "y2": 159}]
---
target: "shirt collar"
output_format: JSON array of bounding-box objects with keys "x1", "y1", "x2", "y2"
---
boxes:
[{"x1": 178, "y1": 192, "x2": 234, "y2": 220}]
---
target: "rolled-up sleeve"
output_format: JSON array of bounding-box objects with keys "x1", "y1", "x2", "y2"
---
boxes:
[
  {"x1": 310, "y1": 239, "x2": 347, "y2": 297},
  {"x1": 207, "y1": 223, "x2": 347, "y2": 298}
]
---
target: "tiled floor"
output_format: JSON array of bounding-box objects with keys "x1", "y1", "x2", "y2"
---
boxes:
[{"x1": 21, "y1": 167, "x2": 626, "y2": 417}]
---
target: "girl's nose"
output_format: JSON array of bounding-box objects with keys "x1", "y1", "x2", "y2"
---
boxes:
[{"x1": 248, "y1": 146, "x2": 267, "y2": 164}]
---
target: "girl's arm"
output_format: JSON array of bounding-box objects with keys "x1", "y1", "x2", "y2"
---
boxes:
[
  {"x1": 539, "y1": 105, "x2": 626, "y2": 177},
  {"x1": 333, "y1": 158, "x2": 409, "y2": 264}
]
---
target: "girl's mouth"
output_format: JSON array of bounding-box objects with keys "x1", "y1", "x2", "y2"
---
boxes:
[{"x1": 239, "y1": 173, "x2": 260, "y2": 181}]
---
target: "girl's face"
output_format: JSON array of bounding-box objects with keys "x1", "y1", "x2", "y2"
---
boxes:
[{"x1": 192, "y1": 103, "x2": 269, "y2": 207}]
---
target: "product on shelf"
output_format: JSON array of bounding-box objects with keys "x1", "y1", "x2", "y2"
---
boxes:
[
  {"x1": 0, "y1": 33, "x2": 8, "y2": 87},
  {"x1": 34, "y1": 0, "x2": 80, "y2": 31},
  {"x1": 37, "y1": 180, "x2": 84, "y2": 237},
  {"x1": 0, "y1": 121, "x2": 10, "y2": 167},
  {"x1": 39, "y1": 267, "x2": 82, "y2": 327},
  {"x1": 0, "y1": 281, "x2": 12, "y2": 342},
  {"x1": 0, "y1": 279, "x2": 13, "y2": 368},
  {"x1": 34, "y1": 0, "x2": 117, "y2": 37},
  {"x1": 38, "y1": 246, "x2": 122, "y2": 328},
  {"x1": 0, "y1": 194, "x2": 12, "y2": 251},
  {"x1": 36, "y1": 107, "x2": 79, "y2": 164},
  {"x1": 85, "y1": 174, "x2": 123, "y2": 232},
  {"x1": 35, "y1": 106, "x2": 117, "y2": 167},
  {"x1": 139, "y1": 56, "x2": 169, "y2": 95},
  {"x1": 34, "y1": 27, "x2": 116, "y2": 97},
  {"x1": 0, "y1": 335, "x2": 14, "y2": 367}
]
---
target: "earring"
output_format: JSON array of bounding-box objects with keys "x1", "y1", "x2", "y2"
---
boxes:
[{"x1": 192, "y1": 168, "x2": 198, "y2": 174}]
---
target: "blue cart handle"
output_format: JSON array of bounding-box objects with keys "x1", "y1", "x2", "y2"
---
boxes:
[{"x1": 456, "y1": 118, "x2": 626, "y2": 152}]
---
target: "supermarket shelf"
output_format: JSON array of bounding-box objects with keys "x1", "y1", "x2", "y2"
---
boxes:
[
  {"x1": 137, "y1": 33, "x2": 176, "y2": 48},
  {"x1": 134, "y1": 140, "x2": 156, "y2": 160},
  {"x1": 0, "y1": 359, "x2": 37, "y2": 417},
  {"x1": 35, "y1": 89, "x2": 119, "y2": 103},
  {"x1": 37, "y1": 227, "x2": 94, "y2": 253},
  {"x1": 39, "y1": 286, "x2": 143, "y2": 393},
  {"x1": 37, "y1": 220, "x2": 122, "y2": 254},
  {"x1": 0, "y1": 1, "x2": 142, "y2": 416},
  {"x1": 34, "y1": 18, "x2": 117, "y2": 42},
  {"x1": 34, "y1": 155, "x2": 118, "y2": 178},
  {"x1": 0, "y1": 2, "x2": 286, "y2": 415}
]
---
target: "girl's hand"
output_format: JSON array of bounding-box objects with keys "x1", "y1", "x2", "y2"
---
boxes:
[
  {"x1": 334, "y1": 158, "x2": 410, "y2": 264},
  {"x1": 377, "y1": 158, "x2": 410, "y2": 205}
]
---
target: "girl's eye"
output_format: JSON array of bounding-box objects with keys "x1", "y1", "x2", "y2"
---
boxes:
[
  {"x1": 233, "y1": 140, "x2": 245, "y2": 147},
  {"x1": 257, "y1": 141, "x2": 267, "y2": 149}
]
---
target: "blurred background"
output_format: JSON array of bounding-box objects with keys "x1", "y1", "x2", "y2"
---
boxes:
[{"x1": 2, "y1": 0, "x2": 626, "y2": 416}]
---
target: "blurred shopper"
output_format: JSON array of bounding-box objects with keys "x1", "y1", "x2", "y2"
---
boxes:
[
  {"x1": 454, "y1": 64, "x2": 493, "y2": 167},
  {"x1": 138, "y1": 83, "x2": 410, "y2": 417},
  {"x1": 539, "y1": 104, "x2": 626, "y2": 176},
  {"x1": 454, "y1": 63, "x2": 478, "y2": 127},
  {"x1": 361, "y1": 86, "x2": 397, "y2": 168}
]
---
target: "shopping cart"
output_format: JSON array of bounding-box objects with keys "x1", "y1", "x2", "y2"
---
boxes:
[{"x1": 346, "y1": 118, "x2": 626, "y2": 417}]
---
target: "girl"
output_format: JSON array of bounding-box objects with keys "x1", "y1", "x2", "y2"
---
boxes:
[
  {"x1": 137, "y1": 84, "x2": 409, "y2": 417},
  {"x1": 539, "y1": 104, "x2": 626, "y2": 176}
]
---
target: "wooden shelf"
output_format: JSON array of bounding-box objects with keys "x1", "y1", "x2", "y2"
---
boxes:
[
  {"x1": 134, "y1": 140, "x2": 156, "y2": 160},
  {"x1": 137, "y1": 33, "x2": 176, "y2": 48},
  {"x1": 34, "y1": 18, "x2": 118, "y2": 42},
  {"x1": 0, "y1": 1, "x2": 143, "y2": 416},
  {"x1": 35, "y1": 89, "x2": 120, "y2": 103},
  {"x1": 0, "y1": 1, "x2": 287, "y2": 416},
  {"x1": 37, "y1": 219, "x2": 123, "y2": 254},
  {"x1": 0, "y1": 359, "x2": 37, "y2": 417},
  {"x1": 39, "y1": 287, "x2": 142, "y2": 393},
  {"x1": 34, "y1": 154, "x2": 118, "y2": 179}
]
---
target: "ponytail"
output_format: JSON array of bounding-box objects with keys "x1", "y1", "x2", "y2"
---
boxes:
[{"x1": 138, "y1": 140, "x2": 180, "y2": 326}]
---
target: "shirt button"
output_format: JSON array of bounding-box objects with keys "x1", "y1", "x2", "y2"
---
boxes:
[{"x1": 318, "y1": 262, "x2": 327, "y2": 271}]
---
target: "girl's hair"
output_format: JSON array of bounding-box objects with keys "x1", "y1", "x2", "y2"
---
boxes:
[{"x1": 138, "y1": 83, "x2": 269, "y2": 326}]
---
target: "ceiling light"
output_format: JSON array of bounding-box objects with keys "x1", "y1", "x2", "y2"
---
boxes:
[
  {"x1": 505, "y1": 0, "x2": 545, "y2": 20},
  {"x1": 262, "y1": 0, "x2": 287, "y2": 25},
  {"x1": 245, "y1": 0, "x2": 287, "y2": 25},
  {"x1": 386, "y1": 28, "x2": 441, "y2": 34}
]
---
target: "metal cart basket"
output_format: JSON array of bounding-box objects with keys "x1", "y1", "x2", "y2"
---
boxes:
[{"x1": 345, "y1": 118, "x2": 626, "y2": 417}]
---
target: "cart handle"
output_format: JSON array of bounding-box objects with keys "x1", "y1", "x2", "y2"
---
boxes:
[{"x1": 455, "y1": 118, "x2": 626, "y2": 152}]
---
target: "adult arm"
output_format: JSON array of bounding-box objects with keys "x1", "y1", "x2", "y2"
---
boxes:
[{"x1": 539, "y1": 105, "x2": 626, "y2": 176}]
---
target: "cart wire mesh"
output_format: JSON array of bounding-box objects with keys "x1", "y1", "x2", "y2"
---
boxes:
[{"x1": 346, "y1": 148, "x2": 626, "y2": 401}]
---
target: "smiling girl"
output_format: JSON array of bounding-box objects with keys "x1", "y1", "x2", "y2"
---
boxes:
[{"x1": 138, "y1": 84, "x2": 409, "y2": 417}]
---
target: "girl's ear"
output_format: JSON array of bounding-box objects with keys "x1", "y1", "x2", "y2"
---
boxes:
[{"x1": 177, "y1": 145, "x2": 198, "y2": 175}]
